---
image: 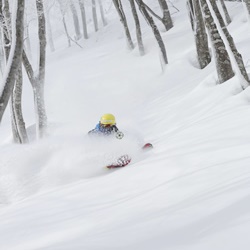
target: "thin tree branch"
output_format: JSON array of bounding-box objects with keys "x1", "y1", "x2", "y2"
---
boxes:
[{"x1": 143, "y1": 2, "x2": 162, "y2": 21}]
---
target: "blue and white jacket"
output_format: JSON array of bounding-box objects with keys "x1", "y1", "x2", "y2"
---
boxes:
[{"x1": 88, "y1": 123, "x2": 119, "y2": 136}]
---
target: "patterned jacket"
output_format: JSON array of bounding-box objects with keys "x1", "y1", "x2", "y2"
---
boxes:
[{"x1": 88, "y1": 123, "x2": 119, "y2": 136}]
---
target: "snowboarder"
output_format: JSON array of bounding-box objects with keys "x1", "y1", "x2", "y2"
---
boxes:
[
  {"x1": 88, "y1": 113, "x2": 124, "y2": 139},
  {"x1": 88, "y1": 113, "x2": 152, "y2": 168}
]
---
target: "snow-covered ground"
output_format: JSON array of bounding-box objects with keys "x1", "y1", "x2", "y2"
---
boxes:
[{"x1": 1, "y1": 1, "x2": 250, "y2": 249}]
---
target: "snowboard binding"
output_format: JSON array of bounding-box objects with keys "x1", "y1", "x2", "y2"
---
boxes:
[
  {"x1": 106, "y1": 143, "x2": 153, "y2": 169},
  {"x1": 106, "y1": 155, "x2": 131, "y2": 169}
]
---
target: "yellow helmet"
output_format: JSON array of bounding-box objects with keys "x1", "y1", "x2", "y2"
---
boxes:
[{"x1": 100, "y1": 113, "x2": 116, "y2": 125}]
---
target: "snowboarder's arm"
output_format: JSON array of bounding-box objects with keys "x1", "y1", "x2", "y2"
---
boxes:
[{"x1": 88, "y1": 123, "x2": 101, "y2": 135}]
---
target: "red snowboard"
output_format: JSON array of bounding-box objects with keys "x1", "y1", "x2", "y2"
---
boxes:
[{"x1": 106, "y1": 143, "x2": 153, "y2": 169}]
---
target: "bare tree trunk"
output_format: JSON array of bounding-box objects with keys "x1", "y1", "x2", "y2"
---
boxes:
[
  {"x1": 35, "y1": 0, "x2": 47, "y2": 138},
  {"x1": 22, "y1": 50, "x2": 47, "y2": 140},
  {"x1": 24, "y1": 12, "x2": 32, "y2": 59},
  {"x1": 158, "y1": 0, "x2": 173, "y2": 31},
  {"x1": 218, "y1": 0, "x2": 231, "y2": 25},
  {"x1": 113, "y1": 0, "x2": 135, "y2": 50},
  {"x1": 63, "y1": 16, "x2": 72, "y2": 47},
  {"x1": 11, "y1": 66, "x2": 28, "y2": 143},
  {"x1": 46, "y1": 7, "x2": 55, "y2": 52},
  {"x1": 59, "y1": 3, "x2": 71, "y2": 47},
  {"x1": 92, "y1": 0, "x2": 98, "y2": 32},
  {"x1": 244, "y1": 0, "x2": 250, "y2": 15},
  {"x1": 139, "y1": 1, "x2": 172, "y2": 32},
  {"x1": 0, "y1": 32, "x2": 4, "y2": 76},
  {"x1": 192, "y1": 0, "x2": 211, "y2": 69},
  {"x1": 22, "y1": 50, "x2": 34, "y2": 84},
  {"x1": 0, "y1": 0, "x2": 7, "y2": 75},
  {"x1": 135, "y1": 0, "x2": 168, "y2": 65},
  {"x1": 98, "y1": 0, "x2": 107, "y2": 26},
  {"x1": 210, "y1": 0, "x2": 249, "y2": 88},
  {"x1": 1, "y1": 0, "x2": 18, "y2": 141},
  {"x1": 58, "y1": 0, "x2": 71, "y2": 47},
  {"x1": 129, "y1": 0, "x2": 145, "y2": 56},
  {"x1": 200, "y1": 0, "x2": 234, "y2": 83},
  {"x1": 187, "y1": 0, "x2": 195, "y2": 31},
  {"x1": 3, "y1": 0, "x2": 11, "y2": 33},
  {"x1": 0, "y1": 0, "x2": 25, "y2": 122},
  {"x1": 2, "y1": 0, "x2": 11, "y2": 60},
  {"x1": 79, "y1": 0, "x2": 88, "y2": 39},
  {"x1": 10, "y1": 101, "x2": 20, "y2": 142},
  {"x1": 70, "y1": 0, "x2": 82, "y2": 40},
  {"x1": 2, "y1": 0, "x2": 28, "y2": 143}
]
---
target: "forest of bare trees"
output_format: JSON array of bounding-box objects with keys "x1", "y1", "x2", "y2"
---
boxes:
[{"x1": 0, "y1": 0, "x2": 249, "y2": 144}]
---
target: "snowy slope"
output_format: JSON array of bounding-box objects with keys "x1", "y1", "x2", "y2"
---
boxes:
[{"x1": 1, "y1": 1, "x2": 250, "y2": 249}]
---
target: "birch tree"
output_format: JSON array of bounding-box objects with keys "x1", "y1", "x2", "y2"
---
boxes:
[
  {"x1": 11, "y1": 66, "x2": 28, "y2": 143},
  {"x1": 70, "y1": 0, "x2": 81, "y2": 40},
  {"x1": 92, "y1": 0, "x2": 98, "y2": 32},
  {"x1": 187, "y1": 0, "x2": 194, "y2": 31},
  {"x1": 158, "y1": 0, "x2": 173, "y2": 31},
  {"x1": 98, "y1": 0, "x2": 107, "y2": 26},
  {"x1": 0, "y1": 5, "x2": 3, "y2": 75},
  {"x1": 135, "y1": 0, "x2": 168, "y2": 65},
  {"x1": 218, "y1": 0, "x2": 231, "y2": 25},
  {"x1": 192, "y1": 0, "x2": 211, "y2": 69},
  {"x1": 210, "y1": 0, "x2": 249, "y2": 88},
  {"x1": 45, "y1": 3, "x2": 55, "y2": 52},
  {"x1": 22, "y1": 0, "x2": 48, "y2": 138},
  {"x1": 0, "y1": 32, "x2": 4, "y2": 76},
  {"x1": 113, "y1": 0, "x2": 135, "y2": 50},
  {"x1": 0, "y1": 0, "x2": 25, "y2": 123},
  {"x1": 2, "y1": 0, "x2": 11, "y2": 60},
  {"x1": 139, "y1": 0, "x2": 172, "y2": 32},
  {"x1": 58, "y1": 0, "x2": 71, "y2": 47},
  {"x1": 244, "y1": 0, "x2": 250, "y2": 16},
  {"x1": 129, "y1": 0, "x2": 145, "y2": 55},
  {"x1": 36, "y1": 0, "x2": 47, "y2": 138},
  {"x1": 79, "y1": 0, "x2": 88, "y2": 39},
  {"x1": 1, "y1": 0, "x2": 28, "y2": 143},
  {"x1": 24, "y1": 12, "x2": 32, "y2": 58},
  {"x1": 200, "y1": 0, "x2": 234, "y2": 83}
]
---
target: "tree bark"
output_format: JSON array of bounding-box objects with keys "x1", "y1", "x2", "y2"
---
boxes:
[
  {"x1": 210, "y1": 0, "x2": 249, "y2": 88},
  {"x1": 1, "y1": 0, "x2": 18, "y2": 141},
  {"x1": 0, "y1": 0, "x2": 6, "y2": 75},
  {"x1": 0, "y1": 0, "x2": 25, "y2": 123},
  {"x1": 244, "y1": 0, "x2": 250, "y2": 15},
  {"x1": 158, "y1": 0, "x2": 173, "y2": 31},
  {"x1": 35, "y1": 0, "x2": 47, "y2": 138},
  {"x1": 70, "y1": 0, "x2": 82, "y2": 40},
  {"x1": 22, "y1": 50, "x2": 35, "y2": 85},
  {"x1": 58, "y1": 0, "x2": 71, "y2": 47},
  {"x1": 11, "y1": 66, "x2": 28, "y2": 143},
  {"x1": 200, "y1": 0, "x2": 234, "y2": 83},
  {"x1": 135, "y1": 0, "x2": 168, "y2": 65},
  {"x1": 2, "y1": 0, "x2": 28, "y2": 143},
  {"x1": 98, "y1": 0, "x2": 107, "y2": 26},
  {"x1": 2, "y1": 0, "x2": 11, "y2": 60},
  {"x1": 193, "y1": 0, "x2": 211, "y2": 69},
  {"x1": 187, "y1": 0, "x2": 195, "y2": 31},
  {"x1": 24, "y1": 12, "x2": 32, "y2": 58},
  {"x1": 143, "y1": 2, "x2": 163, "y2": 22},
  {"x1": 129, "y1": 0, "x2": 145, "y2": 55},
  {"x1": 46, "y1": 7, "x2": 55, "y2": 52},
  {"x1": 0, "y1": 31, "x2": 4, "y2": 76},
  {"x1": 113, "y1": 0, "x2": 135, "y2": 50},
  {"x1": 219, "y1": 0, "x2": 231, "y2": 25},
  {"x1": 92, "y1": 0, "x2": 98, "y2": 32},
  {"x1": 79, "y1": 0, "x2": 88, "y2": 39}
]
